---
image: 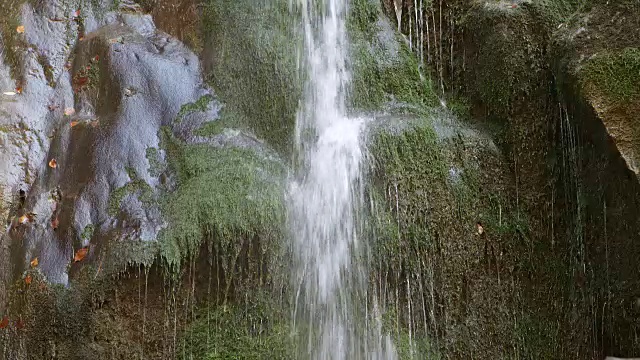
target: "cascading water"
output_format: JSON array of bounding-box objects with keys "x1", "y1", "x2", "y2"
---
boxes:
[{"x1": 288, "y1": 0, "x2": 397, "y2": 359}]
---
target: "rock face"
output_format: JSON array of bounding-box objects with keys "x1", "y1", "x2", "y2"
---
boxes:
[
  {"x1": 0, "y1": 0, "x2": 289, "y2": 358},
  {"x1": 380, "y1": 0, "x2": 640, "y2": 357},
  {"x1": 1, "y1": 0, "x2": 215, "y2": 286}
]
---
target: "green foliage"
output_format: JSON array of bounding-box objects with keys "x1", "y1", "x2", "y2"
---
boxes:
[
  {"x1": 349, "y1": 0, "x2": 381, "y2": 37},
  {"x1": 179, "y1": 293, "x2": 293, "y2": 359},
  {"x1": 176, "y1": 95, "x2": 214, "y2": 123},
  {"x1": 380, "y1": 307, "x2": 440, "y2": 360},
  {"x1": 194, "y1": 106, "x2": 246, "y2": 137},
  {"x1": 201, "y1": 0, "x2": 299, "y2": 154},
  {"x1": 581, "y1": 47, "x2": 640, "y2": 103},
  {"x1": 158, "y1": 127, "x2": 286, "y2": 269},
  {"x1": 81, "y1": 224, "x2": 95, "y2": 241},
  {"x1": 348, "y1": 6, "x2": 438, "y2": 111},
  {"x1": 369, "y1": 122, "x2": 447, "y2": 271},
  {"x1": 0, "y1": 0, "x2": 27, "y2": 81},
  {"x1": 145, "y1": 147, "x2": 164, "y2": 177},
  {"x1": 108, "y1": 170, "x2": 153, "y2": 217}
]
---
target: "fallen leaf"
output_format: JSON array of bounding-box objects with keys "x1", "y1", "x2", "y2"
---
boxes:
[
  {"x1": 48, "y1": 159, "x2": 57, "y2": 169},
  {"x1": 2, "y1": 91, "x2": 16, "y2": 96},
  {"x1": 18, "y1": 215, "x2": 29, "y2": 224},
  {"x1": 15, "y1": 86, "x2": 22, "y2": 94},
  {"x1": 24, "y1": 275, "x2": 32, "y2": 285},
  {"x1": 74, "y1": 247, "x2": 89, "y2": 263},
  {"x1": 51, "y1": 217, "x2": 59, "y2": 230},
  {"x1": 30, "y1": 257, "x2": 38, "y2": 268},
  {"x1": 16, "y1": 25, "x2": 24, "y2": 33},
  {"x1": 93, "y1": 55, "x2": 99, "y2": 62},
  {"x1": 78, "y1": 36, "x2": 84, "y2": 41},
  {"x1": 0, "y1": 316, "x2": 8, "y2": 329},
  {"x1": 75, "y1": 76, "x2": 89, "y2": 87},
  {"x1": 64, "y1": 107, "x2": 75, "y2": 116},
  {"x1": 25, "y1": 213, "x2": 36, "y2": 222},
  {"x1": 70, "y1": 121, "x2": 80, "y2": 128},
  {"x1": 476, "y1": 222, "x2": 484, "y2": 235},
  {"x1": 73, "y1": 9, "x2": 80, "y2": 18}
]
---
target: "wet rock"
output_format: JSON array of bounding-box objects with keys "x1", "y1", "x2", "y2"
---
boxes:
[{"x1": 0, "y1": 0, "x2": 226, "y2": 285}]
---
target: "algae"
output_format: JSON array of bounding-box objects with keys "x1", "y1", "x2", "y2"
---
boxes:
[
  {"x1": 580, "y1": 47, "x2": 640, "y2": 104},
  {"x1": 175, "y1": 94, "x2": 214, "y2": 123},
  {"x1": 107, "y1": 168, "x2": 154, "y2": 216},
  {"x1": 178, "y1": 292, "x2": 293, "y2": 359},
  {"x1": 157, "y1": 126, "x2": 286, "y2": 271}
]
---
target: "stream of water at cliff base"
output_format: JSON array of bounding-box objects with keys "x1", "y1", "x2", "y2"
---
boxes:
[{"x1": 288, "y1": 1, "x2": 397, "y2": 359}]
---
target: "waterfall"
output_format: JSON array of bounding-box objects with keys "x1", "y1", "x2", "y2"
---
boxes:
[{"x1": 288, "y1": 0, "x2": 397, "y2": 359}]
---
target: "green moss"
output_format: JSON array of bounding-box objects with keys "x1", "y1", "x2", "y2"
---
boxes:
[
  {"x1": 157, "y1": 127, "x2": 286, "y2": 270},
  {"x1": 81, "y1": 224, "x2": 95, "y2": 241},
  {"x1": 194, "y1": 107, "x2": 246, "y2": 137},
  {"x1": 369, "y1": 121, "x2": 447, "y2": 272},
  {"x1": 145, "y1": 147, "x2": 164, "y2": 177},
  {"x1": 349, "y1": 0, "x2": 381, "y2": 37},
  {"x1": 380, "y1": 307, "x2": 440, "y2": 360},
  {"x1": 580, "y1": 47, "x2": 640, "y2": 103},
  {"x1": 108, "y1": 169, "x2": 154, "y2": 216},
  {"x1": 0, "y1": 0, "x2": 27, "y2": 82},
  {"x1": 175, "y1": 94, "x2": 214, "y2": 123},
  {"x1": 201, "y1": 0, "x2": 299, "y2": 154},
  {"x1": 179, "y1": 293, "x2": 293, "y2": 359},
  {"x1": 348, "y1": 5, "x2": 437, "y2": 112}
]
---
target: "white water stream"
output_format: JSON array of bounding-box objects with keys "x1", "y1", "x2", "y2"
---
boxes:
[{"x1": 288, "y1": 0, "x2": 397, "y2": 359}]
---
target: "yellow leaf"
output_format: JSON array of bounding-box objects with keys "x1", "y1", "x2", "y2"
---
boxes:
[
  {"x1": 30, "y1": 258, "x2": 38, "y2": 267},
  {"x1": 16, "y1": 25, "x2": 24, "y2": 34},
  {"x1": 48, "y1": 159, "x2": 57, "y2": 169}
]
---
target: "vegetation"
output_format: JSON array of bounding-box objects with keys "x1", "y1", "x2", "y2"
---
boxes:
[
  {"x1": 581, "y1": 47, "x2": 640, "y2": 103},
  {"x1": 178, "y1": 293, "x2": 293, "y2": 359},
  {"x1": 157, "y1": 126, "x2": 286, "y2": 271},
  {"x1": 107, "y1": 167, "x2": 154, "y2": 216},
  {"x1": 201, "y1": 0, "x2": 300, "y2": 155},
  {"x1": 175, "y1": 94, "x2": 214, "y2": 123},
  {"x1": 349, "y1": 0, "x2": 438, "y2": 111}
]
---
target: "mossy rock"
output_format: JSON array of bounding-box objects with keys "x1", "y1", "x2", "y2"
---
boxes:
[
  {"x1": 178, "y1": 292, "x2": 294, "y2": 359},
  {"x1": 157, "y1": 126, "x2": 287, "y2": 275},
  {"x1": 200, "y1": 0, "x2": 300, "y2": 155}
]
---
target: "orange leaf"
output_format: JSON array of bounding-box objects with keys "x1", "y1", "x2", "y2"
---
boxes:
[
  {"x1": 30, "y1": 257, "x2": 38, "y2": 268},
  {"x1": 74, "y1": 247, "x2": 89, "y2": 263},
  {"x1": 18, "y1": 214, "x2": 29, "y2": 224},
  {"x1": 24, "y1": 275, "x2": 32, "y2": 285},
  {"x1": 70, "y1": 121, "x2": 80, "y2": 128},
  {"x1": 51, "y1": 217, "x2": 59, "y2": 230},
  {"x1": 16, "y1": 25, "x2": 24, "y2": 33},
  {"x1": 15, "y1": 86, "x2": 22, "y2": 94},
  {"x1": 48, "y1": 159, "x2": 57, "y2": 169},
  {"x1": 0, "y1": 316, "x2": 8, "y2": 329}
]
